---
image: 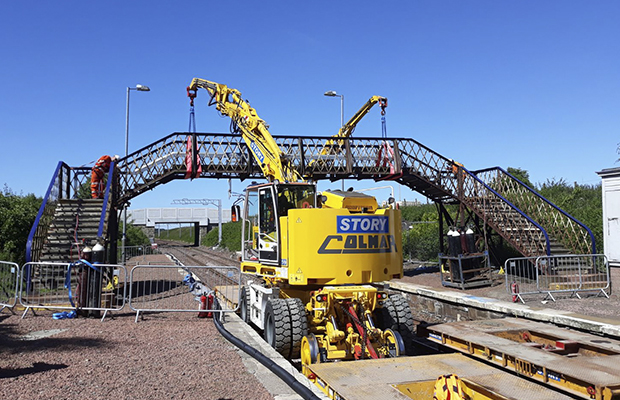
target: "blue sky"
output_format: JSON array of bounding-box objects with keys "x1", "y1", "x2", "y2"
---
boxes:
[{"x1": 1, "y1": 1, "x2": 619, "y2": 210}]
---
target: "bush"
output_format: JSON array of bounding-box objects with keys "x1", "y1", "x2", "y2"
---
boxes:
[
  {"x1": 202, "y1": 221, "x2": 242, "y2": 252},
  {"x1": 402, "y1": 210, "x2": 439, "y2": 261}
]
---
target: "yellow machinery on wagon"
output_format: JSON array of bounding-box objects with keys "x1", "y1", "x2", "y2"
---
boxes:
[{"x1": 187, "y1": 78, "x2": 414, "y2": 363}]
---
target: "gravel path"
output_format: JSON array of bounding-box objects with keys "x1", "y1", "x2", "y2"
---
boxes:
[
  {"x1": 1, "y1": 252, "x2": 274, "y2": 400},
  {"x1": 0, "y1": 311, "x2": 274, "y2": 400}
]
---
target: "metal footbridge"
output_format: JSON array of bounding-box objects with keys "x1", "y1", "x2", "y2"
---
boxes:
[{"x1": 27, "y1": 132, "x2": 595, "y2": 264}]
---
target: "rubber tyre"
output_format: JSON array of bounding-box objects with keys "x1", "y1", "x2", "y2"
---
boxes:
[
  {"x1": 376, "y1": 294, "x2": 416, "y2": 356},
  {"x1": 264, "y1": 298, "x2": 292, "y2": 357},
  {"x1": 285, "y1": 298, "x2": 309, "y2": 359},
  {"x1": 239, "y1": 286, "x2": 250, "y2": 323}
]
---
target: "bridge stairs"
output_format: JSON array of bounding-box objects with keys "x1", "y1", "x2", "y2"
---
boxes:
[
  {"x1": 27, "y1": 161, "x2": 115, "y2": 267},
  {"x1": 40, "y1": 199, "x2": 106, "y2": 263}
]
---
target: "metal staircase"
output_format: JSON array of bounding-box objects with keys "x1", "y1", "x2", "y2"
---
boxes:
[
  {"x1": 27, "y1": 161, "x2": 115, "y2": 264},
  {"x1": 30, "y1": 132, "x2": 595, "y2": 264},
  {"x1": 473, "y1": 167, "x2": 595, "y2": 256},
  {"x1": 39, "y1": 199, "x2": 106, "y2": 263}
]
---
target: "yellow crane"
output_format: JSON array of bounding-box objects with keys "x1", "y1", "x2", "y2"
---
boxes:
[{"x1": 188, "y1": 77, "x2": 413, "y2": 366}]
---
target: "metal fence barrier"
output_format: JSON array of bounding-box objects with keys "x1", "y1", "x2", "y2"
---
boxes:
[
  {"x1": 19, "y1": 262, "x2": 127, "y2": 320},
  {"x1": 120, "y1": 245, "x2": 162, "y2": 265},
  {"x1": 129, "y1": 264, "x2": 240, "y2": 322},
  {"x1": 505, "y1": 254, "x2": 610, "y2": 303},
  {"x1": 0, "y1": 261, "x2": 19, "y2": 312}
]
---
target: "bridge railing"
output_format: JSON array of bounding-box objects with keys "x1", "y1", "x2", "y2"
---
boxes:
[
  {"x1": 457, "y1": 166, "x2": 551, "y2": 258},
  {"x1": 26, "y1": 162, "x2": 92, "y2": 264},
  {"x1": 474, "y1": 167, "x2": 595, "y2": 255},
  {"x1": 116, "y1": 133, "x2": 455, "y2": 202}
]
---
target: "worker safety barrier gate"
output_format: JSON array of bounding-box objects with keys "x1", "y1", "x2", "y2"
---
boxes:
[
  {"x1": 14, "y1": 262, "x2": 240, "y2": 321},
  {"x1": 504, "y1": 254, "x2": 610, "y2": 303},
  {"x1": 128, "y1": 264, "x2": 240, "y2": 322},
  {"x1": 19, "y1": 262, "x2": 127, "y2": 320},
  {"x1": 0, "y1": 261, "x2": 19, "y2": 312}
]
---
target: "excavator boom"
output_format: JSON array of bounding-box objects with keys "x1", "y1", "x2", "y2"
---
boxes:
[{"x1": 188, "y1": 78, "x2": 302, "y2": 183}]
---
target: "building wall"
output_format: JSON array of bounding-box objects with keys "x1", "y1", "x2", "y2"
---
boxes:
[{"x1": 598, "y1": 168, "x2": 620, "y2": 267}]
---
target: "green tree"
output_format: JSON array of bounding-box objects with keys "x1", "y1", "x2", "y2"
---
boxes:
[
  {"x1": 0, "y1": 186, "x2": 42, "y2": 265},
  {"x1": 506, "y1": 167, "x2": 534, "y2": 188},
  {"x1": 118, "y1": 220, "x2": 151, "y2": 247},
  {"x1": 538, "y1": 179, "x2": 602, "y2": 252},
  {"x1": 401, "y1": 207, "x2": 440, "y2": 261}
]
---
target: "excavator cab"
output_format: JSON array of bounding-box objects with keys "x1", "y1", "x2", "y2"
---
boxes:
[{"x1": 242, "y1": 182, "x2": 317, "y2": 267}]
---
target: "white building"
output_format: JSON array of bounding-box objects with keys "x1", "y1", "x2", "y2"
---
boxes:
[{"x1": 597, "y1": 167, "x2": 620, "y2": 267}]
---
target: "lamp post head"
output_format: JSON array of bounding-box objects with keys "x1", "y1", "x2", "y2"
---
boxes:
[
  {"x1": 136, "y1": 84, "x2": 150, "y2": 92},
  {"x1": 324, "y1": 90, "x2": 338, "y2": 97}
]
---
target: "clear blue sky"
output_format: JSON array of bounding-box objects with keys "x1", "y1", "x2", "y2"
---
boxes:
[{"x1": 1, "y1": 1, "x2": 619, "y2": 210}]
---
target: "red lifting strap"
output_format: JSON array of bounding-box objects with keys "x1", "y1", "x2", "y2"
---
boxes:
[{"x1": 187, "y1": 86, "x2": 197, "y2": 106}]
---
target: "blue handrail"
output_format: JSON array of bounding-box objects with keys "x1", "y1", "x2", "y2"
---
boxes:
[
  {"x1": 26, "y1": 161, "x2": 65, "y2": 263},
  {"x1": 462, "y1": 166, "x2": 551, "y2": 256},
  {"x1": 98, "y1": 161, "x2": 115, "y2": 237},
  {"x1": 473, "y1": 166, "x2": 596, "y2": 254}
]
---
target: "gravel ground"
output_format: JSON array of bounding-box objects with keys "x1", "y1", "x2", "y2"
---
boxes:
[
  {"x1": 5, "y1": 248, "x2": 618, "y2": 400},
  {"x1": 399, "y1": 262, "x2": 620, "y2": 321},
  {"x1": 0, "y1": 253, "x2": 274, "y2": 400}
]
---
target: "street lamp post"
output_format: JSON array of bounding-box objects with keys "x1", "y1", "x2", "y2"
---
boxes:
[
  {"x1": 123, "y1": 84, "x2": 150, "y2": 264},
  {"x1": 324, "y1": 90, "x2": 345, "y2": 190}
]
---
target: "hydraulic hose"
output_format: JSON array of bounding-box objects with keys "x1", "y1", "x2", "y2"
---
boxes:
[{"x1": 212, "y1": 300, "x2": 321, "y2": 400}]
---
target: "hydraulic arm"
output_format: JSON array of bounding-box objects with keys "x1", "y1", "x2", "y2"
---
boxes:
[
  {"x1": 319, "y1": 95, "x2": 387, "y2": 158},
  {"x1": 187, "y1": 78, "x2": 302, "y2": 183}
]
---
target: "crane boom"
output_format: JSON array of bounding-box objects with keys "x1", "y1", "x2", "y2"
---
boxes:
[
  {"x1": 314, "y1": 95, "x2": 387, "y2": 164},
  {"x1": 336, "y1": 95, "x2": 387, "y2": 140},
  {"x1": 187, "y1": 78, "x2": 302, "y2": 183}
]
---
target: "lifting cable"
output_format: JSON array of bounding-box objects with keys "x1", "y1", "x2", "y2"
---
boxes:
[
  {"x1": 380, "y1": 98, "x2": 388, "y2": 139},
  {"x1": 188, "y1": 90, "x2": 197, "y2": 133}
]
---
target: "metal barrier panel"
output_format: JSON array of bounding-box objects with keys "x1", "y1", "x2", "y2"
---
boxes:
[
  {"x1": 129, "y1": 265, "x2": 240, "y2": 316},
  {"x1": 536, "y1": 254, "x2": 610, "y2": 300},
  {"x1": 0, "y1": 261, "x2": 19, "y2": 310},
  {"x1": 505, "y1": 257, "x2": 539, "y2": 303},
  {"x1": 505, "y1": 255, "x2": 610, "y2": 302},
  {"x1": 19, "y1": 262, "x2": 127, "y2": 314},
  {"x1": 121, "y1": 245, "x2": 161, "y2": 264}
]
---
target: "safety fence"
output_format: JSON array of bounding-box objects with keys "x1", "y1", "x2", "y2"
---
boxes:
[
  {"x1": 504, "y1": 254, "x2": 610, "y2": 303},
  {"x1": 128, "y1": 264, "x2": 240, "y2": 322},
  {"x1": 19, "y1": 262, "x2": 127, "y2": 320},
  {"x1": 0, "y1": 261, "x2": 19, "y2": 312},
  {"x1": 120, "y1": 245, "x2": 162, "y2": 265}
]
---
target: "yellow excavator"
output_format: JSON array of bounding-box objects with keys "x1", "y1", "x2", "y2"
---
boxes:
[{"x1": 187, "y1": 78, "x2": 414, "y2": 365}]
